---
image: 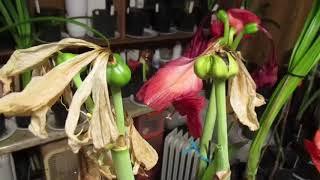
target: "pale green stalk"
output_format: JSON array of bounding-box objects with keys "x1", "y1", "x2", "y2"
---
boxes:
[
  {"x1": 197, "y1": 83, "x2": 217, "y2": 179},
  {"x1": 142, "y1": 61, "x2": 147, "y2": 82},
  {"x1": 110, "y1": 86, "x2": 134, "y2": 180},
  {"x1": 55, "y1": 52, "x2": 95, "y2": 112},
  {"x1": 213, "y1": 79, "x2": 230, "y2": 176},
  {"x1": 231, "y1": 31, "x2": 245, "y2": 50}
]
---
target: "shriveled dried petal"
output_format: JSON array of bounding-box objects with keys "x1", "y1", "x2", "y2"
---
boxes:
[
  {"x1": 0, "y1": 38, "x2": 99, "y2": 94},
  {"x1": 0, "y1": 49, "x2": 100, "y2": 137},
  {"x1": 65, "y1": 52, "x2": 119, "y2": 153},
  {"x1": 229, "y1": 53, "x2": 265, "y2": 131},
  {"x1": 128, "y1": 116, "x2": 158, "y2": 170},
  {"x1": 215, "y1": 170, "x2": 231, "y2": 180}
]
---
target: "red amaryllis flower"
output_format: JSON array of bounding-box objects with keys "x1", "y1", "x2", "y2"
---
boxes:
[
  {"x1": 210, "y1": 8, "x2": 260, "y2": 37},
  {"x1": 304, "y1": 129, "x2": 320, "y2": 172},
  {"x1": 211, "y1": 8, "x2": 278, "y2": 89},
  {"x1": 136, "y1": 57, "x2": 205, "y2": 138}
]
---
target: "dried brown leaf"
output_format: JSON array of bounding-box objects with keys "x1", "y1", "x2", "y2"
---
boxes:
[
  {"x1": 128, "y1": 117, "x2": 158, "y2": 170},
  {"x1": 229, "y1": 56, "x2": 265, "y2": 131},
  {"x1": 0, "y1": 38, "x2": 99, "y2": 94}
]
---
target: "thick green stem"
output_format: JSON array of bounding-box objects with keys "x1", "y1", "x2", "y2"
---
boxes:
[
  {"x1": 21, "y1": 70, "x2": 31, "y2": 88},
  {"x1": 111, "y1": 149, "x2": 134, "y2": 180},
  {"x1": 110, "y1": 86, "x2": 134, "y2": 180},
  {"x1": 197, "y1": 82, "x2": 217, "y2": 179},
  {"x1": 246, "y1": 75, "x2": 301, "y2": 179},
  {"x1": 111, "y1": 86, "x2": 125, "y2": 134},
  {"x1": 213, "y1": 79, "x2": 230, "y2": 175},
  {"x1": 142, "y1": 61, "x2": 147, "y2": 82},
  {"x1": 231, "y1": 31, "x2": 244, "y2": 50}
]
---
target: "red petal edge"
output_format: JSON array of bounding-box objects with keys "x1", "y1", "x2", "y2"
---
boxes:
[
  {"x1": 173, "y1": 94, "x2": 205, "y2": 138},
  {"x1": 228, "y1": 8, "x2": 261, "y2": 32},
  {"x1": 304, "y1": 139, "x2": 320, "y2": 172}
]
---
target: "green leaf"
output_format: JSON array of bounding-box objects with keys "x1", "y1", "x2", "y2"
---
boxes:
[{"x1": 289, "y1": 2, "x2": 320, "y2": 69}]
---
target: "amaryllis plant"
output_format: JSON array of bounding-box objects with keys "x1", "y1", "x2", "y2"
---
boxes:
[
  {"x1": 137, "y1": 8, "x2": 268, "y2": 180},
  {"x1": 211, "y1": 8, "x2": 278, "y2": 89}
]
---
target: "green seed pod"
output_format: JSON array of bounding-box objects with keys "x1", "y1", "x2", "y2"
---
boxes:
[
  {"x1": 194, "y1": 55, "x2": 213, "y2": 80},
  {"x1": 226, "y1": 52, "x2": 239, "y2": 77},
  {"x1": 210, "y1": 54, "x2": 229, "y2": 80},
  {"x1": 107, "y1": 53, "x2": 132, "y2": 87},
  {"x1": 244, "y1": 23, "x2": 259, "y2": 34}
]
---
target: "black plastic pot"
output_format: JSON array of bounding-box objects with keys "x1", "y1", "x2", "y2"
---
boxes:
[
  {"x1": 92, "y1": 9, "x2": 116, "y2": 38},
  {"x1": 0, "y1": 21, "x2": 15, "y2": 49},
  {"x1": 51, "y1": 102, "x2": 68, "y2": 128},
  {"x1": 0, "y1": 114, "x2": 6, "y2": 137},
  {"x1": 153, "y1": 2, "x2": 170, "y2": 33},
  {"x1": 36, "y1": 8, "x2": 63, "y2": 42},
  {"x1": 126, "y1": 8, "x2": 146, "y2": 36},
  {"x1": 16, "y1": 116, "x2": 31, "y2": 128},
  {"x1": 170, "y1": 0, "x2": 186, "y2": 9},
  {"x1": 144, "y1": 0, "x2": 156, "y2": 10},
  {"x1": 178, "y1": 12, "x2": 196, "y2": 32}
]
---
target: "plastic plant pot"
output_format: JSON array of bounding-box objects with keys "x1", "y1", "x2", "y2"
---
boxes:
[
  {"x1": 65, "y1": 0, "x2": 88, "y2": 37},
  {"x1": 0, "y1": 114, "x2": 6, "y2": 136},
  {"x1": 35, "y1": 8, "x2": 63, "y2": 42},
  {"x1": 126, "y1": 8, "x2": 146, "y2": 36},
  {"x1": 92, "y1": 9, "x2": 116, "y2": 38},
  {"x1": 178, "y1": 12, "x2": 196, "y2": 32},
  {"x1": 153, "y1": 2, "x2": 170, "y2": 33},
  {"x1": 51, "y1": 102, "x2": 68, "y2": 128},
  {"x1": 15, "y1": 116, "x2": 31, "y2": 128}
]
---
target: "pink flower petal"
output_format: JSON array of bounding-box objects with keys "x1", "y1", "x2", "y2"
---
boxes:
[
  {"x1": 137, "y1": 57, "x2": 202, "y2": 110},
  {"x1": 228, "y1": 9, "x2": 261, "y2": 32},
  {"x1": 173, "y1": 94, "x2": 205, "y2": 138},
  {"x1": 136, "y1": 57, "x2": 203, "y2": 137},
  {"x1": 210, "y1": 20, "x2": 224, "y2": 39}
]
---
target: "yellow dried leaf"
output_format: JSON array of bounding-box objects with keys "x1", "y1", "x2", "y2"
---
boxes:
[
  {"x1": 128, "y1": 117, "x2": 158, "y2": 171},
  {"x1": 65, "y1": 52, "x2": 119, "y2": 152},
  {"x1": 0, "y1": 38, "x2": 99, "y2": 94},
  {"x1": 229, "y1": 56, "x2": 265, "y2": 131}
]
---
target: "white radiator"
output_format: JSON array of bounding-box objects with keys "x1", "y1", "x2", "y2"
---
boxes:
[{"x1": 161, "y1": 129, "x2": 214, "y2": 180}]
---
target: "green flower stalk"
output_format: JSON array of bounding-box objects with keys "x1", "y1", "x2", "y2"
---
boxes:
[
  {"x1": 246, "y1": 2, "x2": 320, "y2": 179},
  {"x1": 56, "y1": 52, "x2": 95, "y2": 113},
  {"x1": 217, "y1": 10, "x2": 230, "y2": 45},
  {"x1": 195, "y1": 52, "x2": 239, "y2": 179},
  {"x1": 231, "y1": 23, "x2": 259, "y2": 50},
  {"x1": 107, "y1": 54, "x2": 134, "y2": 180},
  {"x1": 197, "y1": 78, "x2": 217, "y2": 178}
]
